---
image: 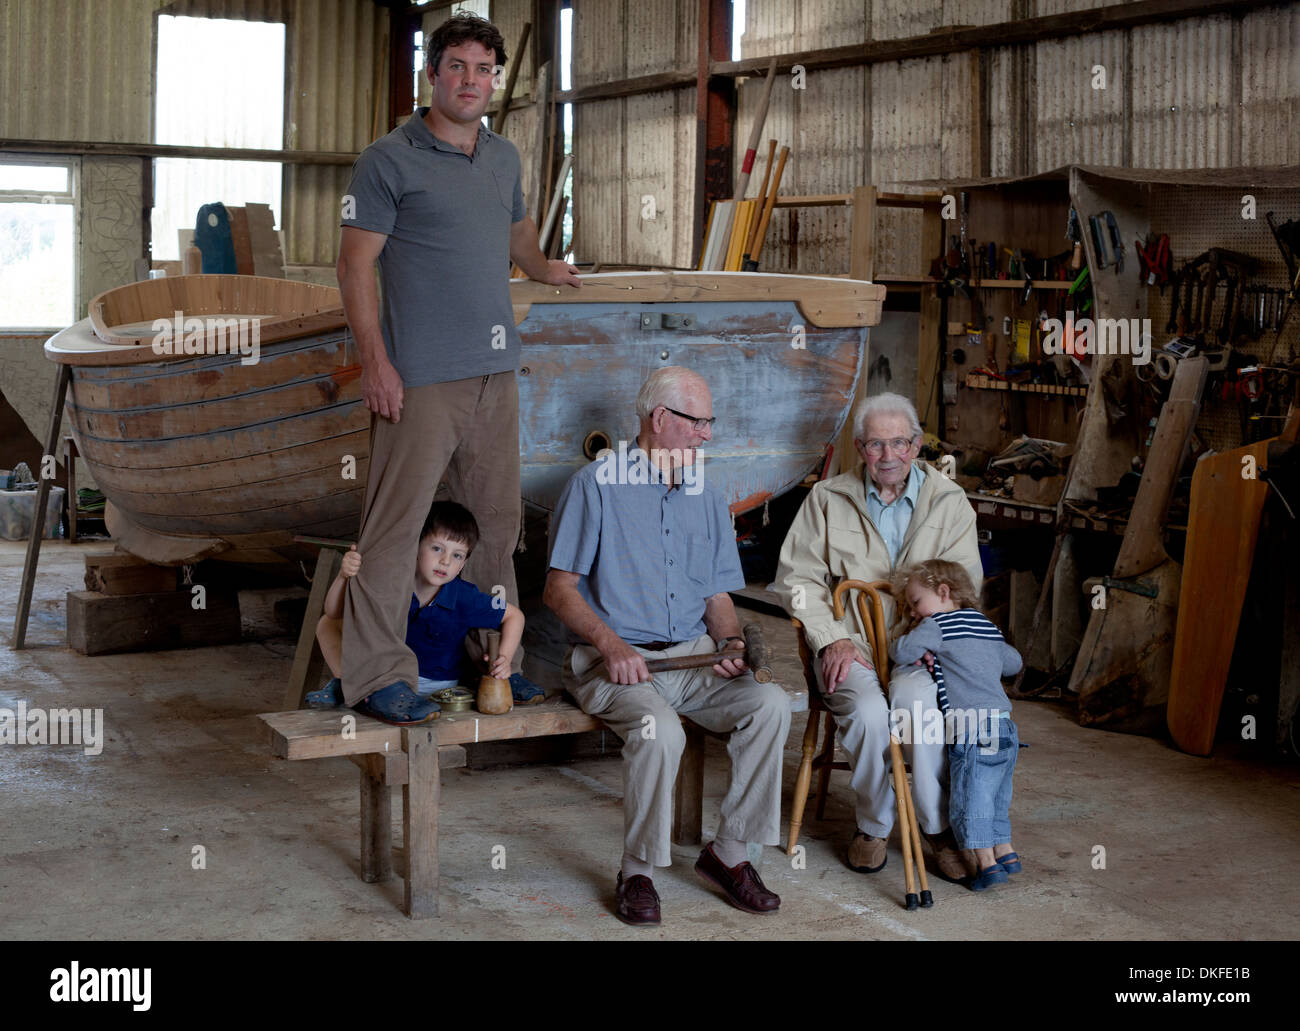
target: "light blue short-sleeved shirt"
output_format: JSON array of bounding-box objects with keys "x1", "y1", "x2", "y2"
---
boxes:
[
  {"x1": 547, "y1": 448, "x2": 744, "y2": 645},
  {"x1": 865, "y1": 462, "x2": 925, "y2": 565}
]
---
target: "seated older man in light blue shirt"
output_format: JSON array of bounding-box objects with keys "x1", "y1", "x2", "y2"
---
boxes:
[{"x1": 544, "y1": 366, "x2": 791, "y2": 928}]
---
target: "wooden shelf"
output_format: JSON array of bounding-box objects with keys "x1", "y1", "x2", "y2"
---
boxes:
[
  {"x1": 973, "y1": 279, "x2": 1071, "y2": 290},
  {"x1": 965, "y1": 374, "x2": 1086, "y2": 397}
]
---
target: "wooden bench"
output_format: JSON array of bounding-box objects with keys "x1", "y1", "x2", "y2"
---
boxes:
[{"x1": 260, "y1": 697, "x2": 722, "y2": 918}]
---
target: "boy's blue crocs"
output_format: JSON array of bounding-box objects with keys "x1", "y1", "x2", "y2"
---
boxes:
[
  {"x1": 969, "y1": 864, "x2": 1009, "y2": 892},
  {"x1": 509, "y1": 672, "x2": 546, "y2": 705},
  {"x1": 305, "y1": 677, "x2": 343, "y2": 710},
  {"x1": 354, "y1": 682, "x2": 440, "y2": 725},
  {"x1": 997, "y1": 852, "x2": 1022, "y2": 874}
]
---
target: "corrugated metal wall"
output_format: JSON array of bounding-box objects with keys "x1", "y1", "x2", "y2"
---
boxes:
[
  {"x1": 571, "y1": 0, "x2": 698, "y2": 268},
  {"x1": 284, "y1": 0, "x2": 386, "y2": 266},
  {"x1": 0, "y1": 0, "x2": 158, "y2": 143},
  {"x1": 0, "y1": 0, "x2": 387, "y2": 271},
  {"x1": 4, "y1": 1, "x2": 1297, "y2": 276},
  {"x1": 565, "y1": 0, "x2": 1300, "y2": 272}
]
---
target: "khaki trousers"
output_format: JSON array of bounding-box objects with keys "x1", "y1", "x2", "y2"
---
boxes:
[
  {"x1": 568, "y1": 635, "x2": 792, "y2": 867},
  {"x1": 341, "y1": 373, "x2": 521, "y2": 705},
  {"x1": 815, "y1": 661, "x2": 949, "y2": 838}
]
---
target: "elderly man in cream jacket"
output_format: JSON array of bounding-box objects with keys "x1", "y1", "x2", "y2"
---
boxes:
[{"x1": 774, "y1": 392, "x2": 982, "y2": 882}]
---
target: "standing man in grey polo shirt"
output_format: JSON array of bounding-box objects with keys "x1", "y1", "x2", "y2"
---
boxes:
[
  {"x1": 543, "y1": 367, "x2": 792, "y2": 926},
  {"x1": 335, "y1": 13, "x2": 579, "y2": 725}
]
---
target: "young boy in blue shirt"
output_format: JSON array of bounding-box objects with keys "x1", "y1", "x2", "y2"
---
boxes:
[{"x1": 310, "y1": 501, "x2": 529, "y2": 721}]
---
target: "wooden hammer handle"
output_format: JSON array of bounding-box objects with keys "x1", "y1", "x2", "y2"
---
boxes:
[{"x1": 639, "y1": 625, "x2": 773, "y2": 683}]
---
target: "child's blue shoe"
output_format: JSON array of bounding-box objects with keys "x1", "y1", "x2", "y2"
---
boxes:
[
  {"x1": 509, "y1": 672, "x2": 546, "y2": 705},
  {"x1": 305, "y1": 677, "x2": 343, "y2": 709},
  {"x1": 969, "y1": 864, "x2": 1009, "y2": 892},
  {"x1": 997, "y1": 851, "x2": 1022, "y2": 874},
  {"x1": 354, "y1": 682, "x2": 440, "y2": 725}
]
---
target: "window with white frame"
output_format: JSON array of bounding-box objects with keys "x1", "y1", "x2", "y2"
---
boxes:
[{"x1": 0, "y1": 158, "x2": 77, "y2": 330}]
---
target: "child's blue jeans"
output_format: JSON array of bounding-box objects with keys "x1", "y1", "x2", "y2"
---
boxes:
[{"x1": 947, "y1": 713, "x2": 1018, "y2": 850}]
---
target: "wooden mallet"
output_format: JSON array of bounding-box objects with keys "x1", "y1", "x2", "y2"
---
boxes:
[
  {"x1": 476, "y1": 630, "x2": 512, "y2": 714},
  {"x1": 636, "y1": 623, "x2": 772, "y2": 682}
]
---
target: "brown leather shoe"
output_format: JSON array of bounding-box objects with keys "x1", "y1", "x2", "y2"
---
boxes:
[
  {"x1": 847, "y1": 831, "x2": 888, "y2": 873},
  {"x1": 615, "y1": 872, "x2": 661, "y2": 926},
  {"x1": 923, "y1": 829, "x2": 974, "y2": 883},
  {"x1": 695, "y1": 843, "x2": 780, "y2": 914}
]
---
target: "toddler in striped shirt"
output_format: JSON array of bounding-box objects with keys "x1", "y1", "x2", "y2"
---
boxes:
[{"x1": 890, "y1": 559, "x2": 1024, "y2": 891}]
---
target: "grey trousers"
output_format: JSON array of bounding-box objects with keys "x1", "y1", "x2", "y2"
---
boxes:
[
  {"x1": 815, "y1": 660, "x2": 949, "y2": 839},
  {"x1": 341, "y1": 373, "x2": 521, "y2": 705},
  {"x1": 569, "y1": 635, "x2": 792, "y2": 867}
]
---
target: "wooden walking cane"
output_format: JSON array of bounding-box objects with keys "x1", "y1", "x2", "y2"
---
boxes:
[{"x1": 834, "y1": 580, "x2": 933, "y2": 910}]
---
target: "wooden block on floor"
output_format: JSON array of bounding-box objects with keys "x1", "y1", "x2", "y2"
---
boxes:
[
  {"x1": 83, "y1": 553, "x2": 178, "y2": 596},
  {"x1": 66, "y1": 588, "x2": 240, "y2": 656}
]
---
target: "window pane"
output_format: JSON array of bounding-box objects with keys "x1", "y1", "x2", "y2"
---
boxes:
[
  {"x1": 153, "y1": 16, "x2": 285, "y2": 261},
  {"x1": 0, "y1": 164, "x2": 69, "y2": 194},
  {"x1": 0, "y1": 202, "x2": 75, "y2": 326}
]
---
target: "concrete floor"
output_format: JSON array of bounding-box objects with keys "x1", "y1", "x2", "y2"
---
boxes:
[{"x1": 3, "y1": 540, "x2": 1298, "y2": 940}]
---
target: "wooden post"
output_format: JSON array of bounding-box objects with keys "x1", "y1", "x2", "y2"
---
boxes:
[
  {"x1": 402, "y1": 723, "x2": 439, "y2": 919},
  {"x1": 692, "y1": 0, "x2": 734, "y2": 267},
  {"x1": 63, "y1": 436, "x2": 77, "y2": 543},
  {"x1": 671, "y1": 721, "x2": 706, "y2": 846},
  {"x1": 834, "y1": 185, "x2": 879, "y2": 473},
  {"x1": 13, "y1": 362, "x2": 70, "y2": 650},
  {"x1": 360, "y1": 767, "x2": 394, "y2": 883},
  {"x1": 917, "y1": 200, "x2": 945, "y2": 436},
  {"x1": 283, "y1": 547, "x2": 342, "y2": 710}
]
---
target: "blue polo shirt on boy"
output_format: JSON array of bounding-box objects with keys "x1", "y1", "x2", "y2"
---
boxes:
[{"x1": 407, "y1": 576, "x2": 505, "y2": 682}]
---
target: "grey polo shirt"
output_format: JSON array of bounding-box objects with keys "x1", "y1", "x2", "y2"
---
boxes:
[
  {"x1": 340, "y1": 109, "x2": 527, "y2": 387},
  {"x1": 547, "y1": 448, "x2": 745, "y2": 645}
]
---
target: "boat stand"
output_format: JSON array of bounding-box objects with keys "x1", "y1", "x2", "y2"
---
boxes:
[{"x1": 12, "y1": 362, "x2": 70, "y2": 649}]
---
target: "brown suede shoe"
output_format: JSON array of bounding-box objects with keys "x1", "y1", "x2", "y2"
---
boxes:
[
  {"x1": 615, "y1": 872, "x2": 661, "y2": 926},
  {"x1": 695, "y1": 843, "x2": 780, "y2": 914},
  {"x1": 923, "y1": 829, "x2": 975, "y2": 883},
  {"x1": 847, "y1": 831, "x2": 888, "y2": 873}
]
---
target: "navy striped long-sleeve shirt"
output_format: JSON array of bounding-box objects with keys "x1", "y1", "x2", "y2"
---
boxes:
[{"x1": 890, "y1": 609, "x2": 1023, "y2": 715}]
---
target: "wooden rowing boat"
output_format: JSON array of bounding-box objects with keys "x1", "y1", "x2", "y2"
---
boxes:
[{"x1": 45, "y1": 272, "x2": 884, "y2": 564}]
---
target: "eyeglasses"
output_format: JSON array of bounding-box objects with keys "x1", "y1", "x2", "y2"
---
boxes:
[
  {"x1": 861, "y1": 437, "x2": 915, "y2": 456},
  {"x1": 661, "y1": 406, "x2": 717, "y2": 432}
]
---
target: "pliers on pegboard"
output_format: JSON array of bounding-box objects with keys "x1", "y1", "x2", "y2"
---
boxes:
[{"x1": 1135, "y1": 233, "x2": 1172, "y2": 291}]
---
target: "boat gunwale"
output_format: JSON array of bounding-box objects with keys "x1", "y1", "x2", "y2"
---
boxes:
[{"x1": 49, "y1": 272, "x2": 882, "y2": 365}]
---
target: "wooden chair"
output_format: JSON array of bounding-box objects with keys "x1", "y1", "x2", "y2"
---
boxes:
[{"x1": 786, "y1": 578, "x2": 931, "y2": 908}]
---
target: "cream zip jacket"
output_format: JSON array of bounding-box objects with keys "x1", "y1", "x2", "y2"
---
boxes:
[{"x1": 774, "y1": 461, "x2": 983, "y2": 667}]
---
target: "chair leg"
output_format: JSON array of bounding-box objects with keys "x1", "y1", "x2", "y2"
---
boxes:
[
  {"x1": 786, "y1": 708, "x2": 821, "y2": 853},
  {"x1": 814, "y1": 712, "x2": 837, "y2": 820}
]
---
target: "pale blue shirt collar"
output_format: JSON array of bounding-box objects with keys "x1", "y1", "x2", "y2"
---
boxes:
[
  {"x1": 866, "y1": 461, "x2": 925, "y2": 508},
  {"x1": 864, "y1": 462, "x2": 925, "y2": 565}
]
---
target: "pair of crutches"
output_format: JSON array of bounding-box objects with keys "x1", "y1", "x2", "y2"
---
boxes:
[{"x1": 832, "y1": 579, "x2": 933, "y2": 910}]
